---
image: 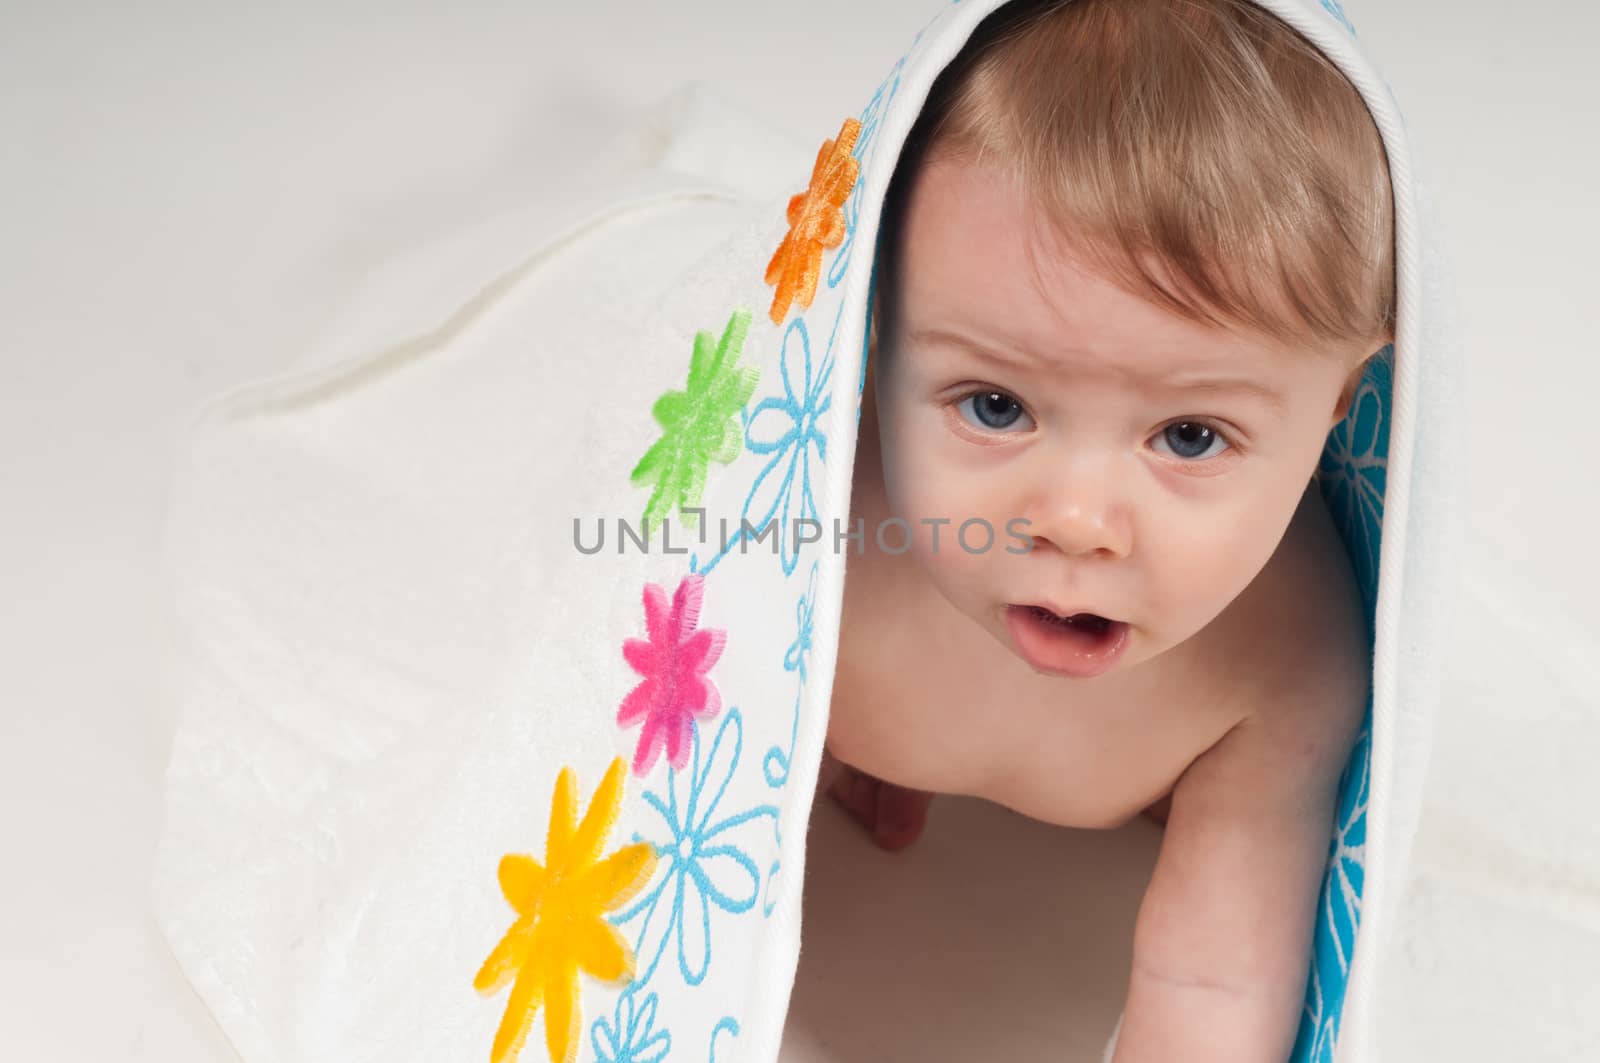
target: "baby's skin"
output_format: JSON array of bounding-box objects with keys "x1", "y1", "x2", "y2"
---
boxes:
[{"x1": 821, "y1": 155, "x2": 1372, "y2": 1061}]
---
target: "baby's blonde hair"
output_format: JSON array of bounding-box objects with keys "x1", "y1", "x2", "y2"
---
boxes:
[{"x1": 879, "y1": 0, "x2": 1395, "y2": 356}]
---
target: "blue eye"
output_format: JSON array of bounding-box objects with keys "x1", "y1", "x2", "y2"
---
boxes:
[
  {"x1": 957, "y1": 390, "x2": 1033, "y2": 432},
  {"x1": 1154, "y1": 421, "x2": 1231, "y2": 461}
]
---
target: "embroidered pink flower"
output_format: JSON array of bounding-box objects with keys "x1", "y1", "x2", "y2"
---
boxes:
[{"x1": 617, "y1": 574, "x2": 727, "y2": 776}]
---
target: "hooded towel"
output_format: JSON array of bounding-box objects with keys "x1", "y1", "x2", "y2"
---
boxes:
[{"x1": 152, "y1": 1, "x2": 1462, "y2": 1060}]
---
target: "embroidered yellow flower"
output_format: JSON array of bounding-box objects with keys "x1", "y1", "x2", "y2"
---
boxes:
[
  {"x1": 764, "y1": 117, "x2": 862, "y2": 324},
  {"x1": 474, "y1": 757, "x2": 659, "y2": 1063}
]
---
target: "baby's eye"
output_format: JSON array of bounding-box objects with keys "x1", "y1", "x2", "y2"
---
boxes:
[
  {"x1": 956, "y1": 390, "x2": 1034, "y2": 433},
  {"x1": 1152, "y1": 420, "x2": 1231, "y2": 462}
]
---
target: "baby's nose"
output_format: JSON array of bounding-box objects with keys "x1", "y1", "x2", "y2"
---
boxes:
[
  {"x1": 1022, "y1": 470, "x2": 1132, "y2": 560},
  {"x1": 1025, "y1": 505, "x2": 1130, "y2": 560}
]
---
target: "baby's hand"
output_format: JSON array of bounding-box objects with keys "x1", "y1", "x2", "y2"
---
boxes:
[{"x1": 819, "y1": 750, "x2": 935, "y2": 851}]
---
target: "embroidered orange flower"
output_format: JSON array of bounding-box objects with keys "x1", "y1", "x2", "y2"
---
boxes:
[
  {"x1": 474, "y1": 758, "x2": 659, "y2": 1063},
  {"x1": 764, "y1": 117, "x2": 862, "y2": 324}
]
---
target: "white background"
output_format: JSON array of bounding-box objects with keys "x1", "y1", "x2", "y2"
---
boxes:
[{"x1": 2, "y1": 0, "x2": 1597, "y2": 1059}]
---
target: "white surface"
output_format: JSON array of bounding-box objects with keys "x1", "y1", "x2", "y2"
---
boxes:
[{"x1": 1, "y1": 1, "x2": 1597, "y2": 1060}]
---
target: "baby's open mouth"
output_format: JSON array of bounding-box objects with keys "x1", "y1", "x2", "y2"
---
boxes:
[
  {"x1": 1005, "y1": 604, "x2": 1131, "y2": 678},
  {"x1": 1026, "y1": 606, "x2": 1114, "y2": 635}
]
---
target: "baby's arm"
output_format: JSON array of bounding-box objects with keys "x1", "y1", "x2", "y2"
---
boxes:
[{"x1": 1111, "y1": 684, "x2": 1357, "y2": 1062}]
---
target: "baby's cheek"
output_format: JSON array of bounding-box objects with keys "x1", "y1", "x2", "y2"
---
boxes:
[
  {"x1": 880, "y1": 446, "x2": 939, "y2": 518},
  {"x1": 878, "y1": 401, "x2": 959, "y2": 502},
  {"x1": 916, "y1": 530, "x2": 992, "y2": 599},
  {"x1": 1148, "y1": 506, "x2": 1273, "y2": 628}
]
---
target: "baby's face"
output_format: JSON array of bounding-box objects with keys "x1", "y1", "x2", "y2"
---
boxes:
[{"x1": 873, "y1": 155, "x2": 1370, "y2": 678}]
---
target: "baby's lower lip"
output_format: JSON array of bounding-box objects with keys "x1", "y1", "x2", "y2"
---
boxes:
[{"x1": 1004, "y1": 605, "x2": 1131, "y2": 678}]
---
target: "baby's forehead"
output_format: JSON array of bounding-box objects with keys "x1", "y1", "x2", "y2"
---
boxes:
[
  {"x1": 888, "y1": 166, "x2": 1303, "y2": 360},
  {"x1": 893, "y1": 233, "x2": 1358, "y2": 378}
]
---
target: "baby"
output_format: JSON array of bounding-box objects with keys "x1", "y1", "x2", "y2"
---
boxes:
[{"x1": 818, "y1": 0, "x2": 1390, "y2": 1058}]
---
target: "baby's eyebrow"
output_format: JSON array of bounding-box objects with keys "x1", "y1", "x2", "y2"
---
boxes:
[
  {"x1": 1151, "y1": 376, "x2": 1287, "y2": 414},
  {"x1": 910, "y1": 327, "x2": 1287, "y2": 413},
  {"x1": 908, "y1": 328, "x2": 1042, "y2": 372}
]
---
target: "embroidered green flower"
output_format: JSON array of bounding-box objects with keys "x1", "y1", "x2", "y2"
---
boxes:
[{"x1": 631, "y1": 308, "x2": 760, "y2": 535}]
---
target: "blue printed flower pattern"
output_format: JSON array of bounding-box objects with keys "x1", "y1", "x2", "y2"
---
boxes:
[
  {"x1": 1318, "y1": 346, "x2": 1392, "y2": 616},
  {"x1": 708, "y1": 1017, "x2": 741, "y2": 1063},
  {"x1": 639, "y1": 37, "x2": 910, "y2": 1045},
  {"x1": 827, "y1": 55, "x2": 904, "y2": 291},
  {"x1": 764, "y1": 560, "x2": 819, "y2": 788},
  {"x1": 1324, "y1": 723, "x2": 1371, "y2": 972},
  {"x1": 610, "y1": 708, "x2": 779, "y2": 990},
  {"x1": 735, "y1": 317, "x2": 833, "y2": 578},
  {"x1": 1300, "y1": 965, "x2": 1338, "y2": 1063},
  {"x1": 846, "y1": 58, "x2": 904, "y2": 418},
  {"x1": 590, "y1": 988, "x2": 671, "y2": 1063},
  {"x1": 746, "y1": 561, "x2": 825, "y2": 918},
  {"x1": 1292, "y1": 712, "x2": 1372, "y2": 1059}
]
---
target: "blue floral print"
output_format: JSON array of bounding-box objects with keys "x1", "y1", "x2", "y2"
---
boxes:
[
  {"x1": 590, "y1": 988, "x2": 671, "y2": 1063},
  {"x1": 610, "y1": 708, "x2": 780, "y2": 989}
]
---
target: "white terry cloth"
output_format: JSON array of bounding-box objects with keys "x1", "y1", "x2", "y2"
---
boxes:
[{"x1": 151, "y1": 2, "x2": 1461, "y2": 1062}]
